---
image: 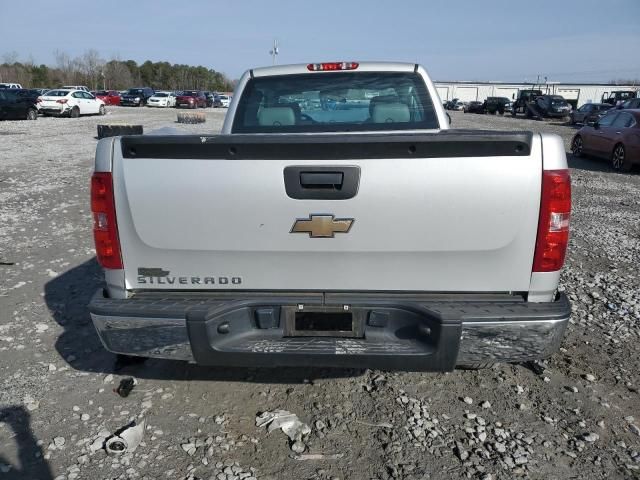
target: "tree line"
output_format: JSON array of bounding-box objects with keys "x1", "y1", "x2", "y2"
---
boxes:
[{"x1": 0, "y1": 50, "x2": 234, "y2": 92}]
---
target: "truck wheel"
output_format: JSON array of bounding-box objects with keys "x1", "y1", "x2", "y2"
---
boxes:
[
  {"x1": 70, "y1": 106, "x2": 80, "y2": 118},
  {"x1": 612, "y1": 143, "x2": 632, "y2": 172},
  {"x1": 26, "y1": 108, "x2": 38, "y2": 120},
  {"x1": 571, "y1": 135, "x2": 584, "y2": 157}
]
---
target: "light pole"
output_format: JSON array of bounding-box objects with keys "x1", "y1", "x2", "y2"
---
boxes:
[{"x1": 269, "y1": 39, "x2": 279, "y2": 65}]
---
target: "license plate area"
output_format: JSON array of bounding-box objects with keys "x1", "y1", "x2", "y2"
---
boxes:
[{"x1": 283, "y1": 306, "x2": 364, "y2": 338}]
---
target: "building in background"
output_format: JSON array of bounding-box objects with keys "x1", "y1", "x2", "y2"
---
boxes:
[{"x1": 434, "y1": 81, "x2": 638, "y2": 108}]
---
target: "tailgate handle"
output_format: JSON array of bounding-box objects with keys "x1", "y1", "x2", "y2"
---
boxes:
[
  {"x1": 284, "y1": 166, "x2": 360, "y2": 200},
  {"x1": 300, "y1": 172, "x2": 343, "y2": 189}
]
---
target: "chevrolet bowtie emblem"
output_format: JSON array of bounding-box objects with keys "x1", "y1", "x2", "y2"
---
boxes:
[{"x1": 290, "y1": 214, "x2": 354, "y2": 238}]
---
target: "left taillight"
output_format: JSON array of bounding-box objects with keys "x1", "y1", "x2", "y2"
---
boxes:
[
  {"x1": 91, "y1": 172, "x2": 123, "y2": 269},
  {"x1": 532, "y1": 169, "x2": 571, "y2": 272}
]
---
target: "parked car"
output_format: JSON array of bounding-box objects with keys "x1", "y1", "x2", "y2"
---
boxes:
[
  {"x1": 0, "y1": 89, "x2": 39, "y2": 120},
  {"x1": 601, "y1": 90, "x2": 636, "y2": 107},
  {"x1": 511, "y1": 89, "x2": 543, "y2": 116},
  {"x1": 204, "y1": 91, "x2": 215, "y2": 107},
  {"x1": 570, "y1": 103, "x2": 613, "y2": 125},
  {"x1": 176, "y1": 90, "x2": 207, "y2": 108},
  {"x1": 147, "y1": 91, "x2": 176, "y2": 108},
  {"x1": 617, "y1": 98, "x2": 640, "y2": 110},
  {"x1": 444, "y1": 98, "x2": 459, "y2": 110},
  {"x1": 62, "y1": 85, "x2": 90, "y2": 92},
  {"x1": 15, "y1": 89, "x2": 42, "y2": 101},
  {"x1": 33, "y1": 88, "x2": 51, "y2": 96},
  {"x1": 446, "y1": 100, "x2": 465, "y2": 111},
  {"x1": 93, "y1": 90, "x2": 121, "y2": 106},
  {"x1": 534, "y1": 95, "x2": 572, "y2": 119},
  {"x1": 571, "y1": 109, "x2": 639, "y2": 171},
  {"x1": 464, "y1": 101, "x2": 485, "y2": 114},
  {"x1": 39, "y1": 89, "x2": 106, "y2": 117},
  {"x1": 0, "y1": 83, "x2": 23, "y2": 89},
  {"x1": 484, "y1": 97, "x2": 511, "y2": 115},
  {"x1": 120, "y1": 87, "x2": 154, "y2": 106},
  {"x1": 218, "y1": 95, "x2": 233, "y2": 108},
  {"x1": 89, "y1": 61, "x2": 572, "y2": 372}
]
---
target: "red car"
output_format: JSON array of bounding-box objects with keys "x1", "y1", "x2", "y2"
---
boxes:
[
  {"x1": 571, "y1": 109, "x2": 640, "y2": 172},
  {"x1": 93, "y1": 90, "x2": 121, "y2": 106},
  {"x1": 176, "y1": 90, "x2": 207, "y2": 109}
]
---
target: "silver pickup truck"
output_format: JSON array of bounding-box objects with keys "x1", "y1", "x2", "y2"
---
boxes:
[{"x1": 89, "y1": 62, "x2": 571, "y2": 371}]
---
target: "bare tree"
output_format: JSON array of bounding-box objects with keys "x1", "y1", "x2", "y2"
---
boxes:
[
  {"x1": 104, "y1": 59, "x2": 133, "y2": 90},
  {"x1": 80, "y1": 49, "x2": 104, "y2": 90},
  {"x1": 1, "y1": 51, "x2": 19, "y2": 64}
]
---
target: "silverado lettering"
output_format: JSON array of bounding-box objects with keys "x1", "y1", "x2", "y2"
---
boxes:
[{"x1": 137, "y1": 276, "x2": 242, "y2": 285}]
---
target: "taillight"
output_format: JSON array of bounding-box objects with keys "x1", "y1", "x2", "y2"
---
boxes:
[
  {"x1": 56, "y1": 99, "x2": 68, "y2": 104},
  {"x1": 91, "y1": 172, "x2": 123, "y2": 269},
  {"x1": 307, "y1": 62, "x2": 359, "y2": 71},
  {"x1": 532, "y1": 169, "x2": 571, "y2": 272}
]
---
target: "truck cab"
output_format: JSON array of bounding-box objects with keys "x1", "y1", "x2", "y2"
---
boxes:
[{"x1": 601, "y1": 90, "x2": 637, "y2": 106}]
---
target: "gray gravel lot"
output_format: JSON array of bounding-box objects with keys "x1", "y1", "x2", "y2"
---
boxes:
[{"x1": 0, "y1": 108, "x2": 639, "y2": 480}]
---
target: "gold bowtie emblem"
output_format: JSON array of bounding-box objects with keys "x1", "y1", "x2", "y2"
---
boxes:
[{"x1": 290, "y1": 215, "x2": 354, "y2": 238}]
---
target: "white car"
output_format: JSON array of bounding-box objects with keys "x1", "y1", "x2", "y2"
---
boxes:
[
  {"x1": 0, "y1": 83, "x2": 23, "y2": 89},
  {"x1": 62, "y1": 85, "x2": 90, "y2": 92},
  {"x1": 214, "y1": 94, "x2": 231, "y2": 108},
  {"x1": 147, "y1": 92, "x2": 176, "y2": 108},
  {"x1": 39, "y1": 89, "x2": 106, "y2": 117}
]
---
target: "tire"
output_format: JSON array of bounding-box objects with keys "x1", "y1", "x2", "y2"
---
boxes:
[
  {"x1": 99, "y1": 105, "x2": 106, "y2": 116},
  {"x1": 612, "y1": 143, "x2": 632, "y2": 172},
  {"x1": 97, "y1": 124, "x2": 143, "y2": 139},
  {"x1": 457, "y1": 363, "x2": 494, "y2": 370},
  {"x1": 26, "y1": 108, "x2": 38, "y2": 120},
  {"x1": 571, "y1": 135, "x2": 584, "y2": 157},
  {"x1": 70, "y1": 106, "x2": 80, "y2": 118}
]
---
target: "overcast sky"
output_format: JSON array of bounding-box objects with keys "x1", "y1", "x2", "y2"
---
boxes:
[{"x1": 1, "y1": 0, "x2": 639, "y2": 82}]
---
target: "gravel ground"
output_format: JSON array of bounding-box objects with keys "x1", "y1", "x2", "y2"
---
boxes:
[{"x1": 0, "y1": 108, "x2": 639, "y2": 480}]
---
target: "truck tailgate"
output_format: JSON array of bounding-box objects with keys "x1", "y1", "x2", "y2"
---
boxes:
[{"x1": 110, "y1": 132, "x2": 541, "y2": 292}]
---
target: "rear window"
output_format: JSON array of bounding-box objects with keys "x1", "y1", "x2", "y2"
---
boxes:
[
  {"x1": 45, "y1": 90, "x2": 69, "y2": 97},
  {"x1": 232, "y1": 71, "x2": 438, "y2": 133}
]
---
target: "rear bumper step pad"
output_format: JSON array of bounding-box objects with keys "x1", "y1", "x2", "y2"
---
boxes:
[{"x1": 89, "y1": 290, "x2": 570, "y2": 371}]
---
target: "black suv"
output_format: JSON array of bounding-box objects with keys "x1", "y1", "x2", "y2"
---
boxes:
[
  {"x1": 120, "y1": 87, "x2": 154, "y2": 106},
  {"x1": 484, "y1": 97, "x2": 511, "y2": 115},
  {"x1": 534, "y1": 95, "x2": 572, "y2": 118},
  {"x1": 0, "y1": 89, "x2": 39, "y2": 120}
]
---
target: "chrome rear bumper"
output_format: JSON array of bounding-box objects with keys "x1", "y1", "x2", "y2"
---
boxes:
[{"x1": 89, "y1": 290, "x2": 570, "y2": 370}]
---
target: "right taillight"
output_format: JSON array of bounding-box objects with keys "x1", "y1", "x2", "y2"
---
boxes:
[
  {"x1": 91, "y1": 172, "x2": 123, "y2": 269},
  {"x1": 533, "y1": 169, "x2": 571, "y2": 272}
]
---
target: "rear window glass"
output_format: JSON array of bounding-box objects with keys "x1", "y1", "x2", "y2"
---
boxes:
[
  {"x1": 232, "y1": 72, "x2": 439, "y2": 133},
  {"x1": 45, "y1": 90, "x2": 69, "y2": 97}
]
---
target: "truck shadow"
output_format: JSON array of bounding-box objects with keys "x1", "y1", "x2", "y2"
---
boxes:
[
  {"x1": 0, "y1": 406, "x2": 53, "y2": 480},
  {"x1": 566, "y1": 152, "x2": 632, "y2": 174},
  {"x1": 44, "y1": 258, "x2": 363, "y2": 383}
]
